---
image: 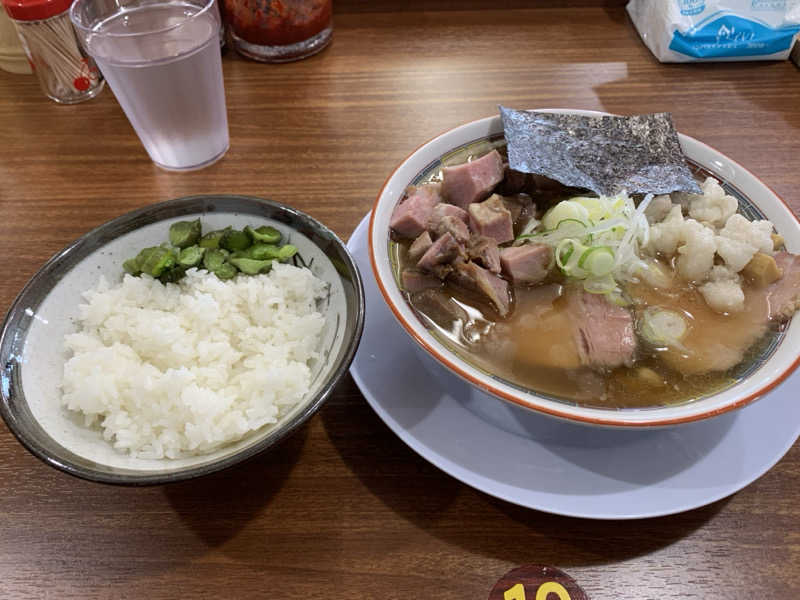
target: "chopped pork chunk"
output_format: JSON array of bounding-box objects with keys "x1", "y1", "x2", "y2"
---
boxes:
[
  {"x1": 441, "y1": 150, "x2": 504, "y2": 209},
  {"x1": 500, "y1": 244, "x2": 551, "y2": 285},
  {"x1": 407, "y1": 231, "x2": 433, "y2": 262},
  {"x1": 417, "y1": 232, "x2": 463, "y2": 273},
  {"x1": 467, "y1": 236, "x2": 501, "y2": 273},
  {"x1": 468, "y1": 194, "x2": 514, "y2": 244},
  {"x1": 401, "y1": 269, "x2": 443, "y2": 293},
  {"x1": 454, "y1": 260, "x2": 510, "y2": 316},
  {"x1": 389, "y1": 184, "x2": 442, "y2": 238}
]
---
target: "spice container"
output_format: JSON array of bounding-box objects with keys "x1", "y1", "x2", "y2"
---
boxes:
[
  {"x1": 225, "y1": 0, "x2": 331, "y2": 63},
  {"x1": 2, "y1": 0, "x2": 102, "y2": 103}
]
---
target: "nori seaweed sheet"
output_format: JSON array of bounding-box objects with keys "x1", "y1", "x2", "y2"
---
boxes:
[{"x1": 499, "y1": 107, "x2": 702, "y2": 197}]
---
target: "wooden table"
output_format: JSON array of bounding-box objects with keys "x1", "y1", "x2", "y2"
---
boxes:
[{"x1": 1, "y1": 2, "x2": 799, "y2": 598}]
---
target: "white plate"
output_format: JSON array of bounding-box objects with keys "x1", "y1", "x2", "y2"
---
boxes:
[{"x1": 348, "y1": 213, "x2": 800, "y2": 519}]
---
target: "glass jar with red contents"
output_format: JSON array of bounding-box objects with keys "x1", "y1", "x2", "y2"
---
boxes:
[{"x1": 225, "y1": 0, "x2": 331, "y2": 62}]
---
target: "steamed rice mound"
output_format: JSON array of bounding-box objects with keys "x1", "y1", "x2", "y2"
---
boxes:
[{"x1": 61, "y1": 263, "x2": 327, "y2": 459}]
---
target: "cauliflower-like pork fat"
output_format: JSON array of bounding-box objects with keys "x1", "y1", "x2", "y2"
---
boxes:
[
  {"x1": 688, "y1": 177, "x2": 738, "y2": 228},
  {"x1": 638, "y1": 184, "x2": 778, "y2": 313},
  {"x1": 648, "y1": 205, "x2": 685, "y2": 256},
  {"x1": 716, "y1": 237, "x2": 754, "y2": 273},
  {"x1": 699, "y1": 265, "x2": 745, "y2": 313},
  {"x1": 676, "y1": 219, "x2": 716, "y2": 282},
  {"x1": 715, "y1": 213, "x2": 773, "y2": 273},
  {"x1": 644, "y1": 194, "x2": 673, "y2": 225}
]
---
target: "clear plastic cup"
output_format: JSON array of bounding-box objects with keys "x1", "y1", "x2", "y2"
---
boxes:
[{"x1": 70, "y1": 0, "x2": 230, "y2": 171}]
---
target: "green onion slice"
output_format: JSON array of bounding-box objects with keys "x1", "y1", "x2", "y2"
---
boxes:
[
  {"x1": 583, "y1": 274, "x2": 618, "y2": 295},
  {"x1": 578, "y1": 246, "x2": 615, "y2": 277}
]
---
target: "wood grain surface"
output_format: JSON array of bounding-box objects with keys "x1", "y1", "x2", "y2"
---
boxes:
[{"x1": 1, "y1": 2, "x2": 799, "y2": 598}]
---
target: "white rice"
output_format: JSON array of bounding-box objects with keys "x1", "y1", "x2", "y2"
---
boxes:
[{"x1": 61, "y1": 263, "x2": 328, "y2": 459}]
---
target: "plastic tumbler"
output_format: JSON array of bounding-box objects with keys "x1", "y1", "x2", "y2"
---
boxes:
[{"x1": 70, "y1": 0, "x2": 229, "y2": 171}]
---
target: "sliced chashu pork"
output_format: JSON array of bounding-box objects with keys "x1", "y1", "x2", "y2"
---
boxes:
[
  {"x1": 501, "y1": 285, "x2": 636, "y2": 371},
  {"x1": 767, "y1": 251, "x2": 800, "y2": 321}
]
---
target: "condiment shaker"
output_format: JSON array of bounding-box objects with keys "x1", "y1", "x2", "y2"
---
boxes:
[{"x1": 1, "y1": 0, "x2": 103, "y2": 103}]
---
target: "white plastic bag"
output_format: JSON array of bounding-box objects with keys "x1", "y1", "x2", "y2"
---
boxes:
[{"x1": 627, "y1": 0, "x2": 800, "y2": 62}]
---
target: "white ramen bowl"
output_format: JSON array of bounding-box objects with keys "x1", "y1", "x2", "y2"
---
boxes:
[{"x1": 369, "y1": 110, "x2": 800, "y2": 427}]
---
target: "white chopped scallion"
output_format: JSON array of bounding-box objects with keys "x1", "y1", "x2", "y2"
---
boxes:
[{"x1": 513, "y1": 191, "x2": 656, "y2": 301}]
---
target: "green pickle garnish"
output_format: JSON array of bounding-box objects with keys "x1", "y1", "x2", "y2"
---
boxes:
[{"x1": 123, "y1": 221, "x2": 299, "y2": 282}]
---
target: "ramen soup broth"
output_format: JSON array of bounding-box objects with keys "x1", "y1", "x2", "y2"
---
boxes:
[
  {"x1": 405, "y1": 265, "x2": 783, "y2": 409},
  {"x1": 392, "y1": 142, "x2": 788, "y2": 409}
]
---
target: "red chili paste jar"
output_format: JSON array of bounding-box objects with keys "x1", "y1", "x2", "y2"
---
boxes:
[{"x1": 225, "y1": 0, "x2": 331, "y2": 62}]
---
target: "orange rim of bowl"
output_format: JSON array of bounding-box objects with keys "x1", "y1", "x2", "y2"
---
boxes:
[{"x1": 369, "y1": 115, "x2": 800, "y2": 427}]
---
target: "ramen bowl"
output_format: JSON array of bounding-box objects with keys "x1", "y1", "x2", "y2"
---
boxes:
[{"x1": 369, "y1": 110, "x2": 800, "y2": 427}]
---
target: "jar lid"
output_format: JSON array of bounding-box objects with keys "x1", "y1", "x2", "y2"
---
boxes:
[{"x1": 2, "y1": 0, "x2": 74, "y2": 21}]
